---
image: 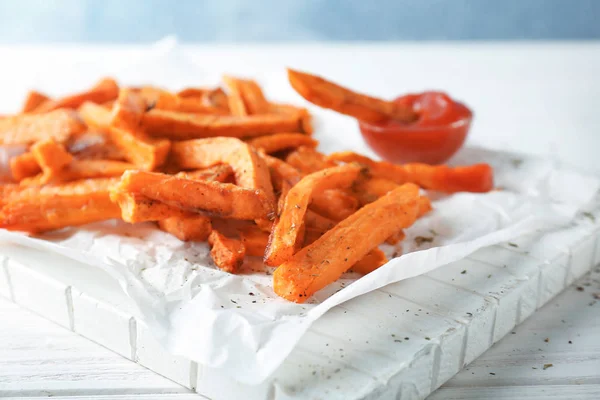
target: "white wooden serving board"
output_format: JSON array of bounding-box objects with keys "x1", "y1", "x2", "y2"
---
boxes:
[{"x1": 1, "y1": 197, "x2": 599, "y2": 400}]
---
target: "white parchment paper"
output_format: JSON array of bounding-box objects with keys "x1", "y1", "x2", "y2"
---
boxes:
[{"x1": 0, "y1": 39, "x2": 598, "y2": 384}]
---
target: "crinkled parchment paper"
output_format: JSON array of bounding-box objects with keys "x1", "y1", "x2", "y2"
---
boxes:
[{"x1": 1, "y1": 39, "x2": 598, "y2": 384}]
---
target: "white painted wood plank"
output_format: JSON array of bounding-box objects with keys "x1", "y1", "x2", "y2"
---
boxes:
[{"x1": 429, "y1": 385, "x2": 600, "y2": 400}]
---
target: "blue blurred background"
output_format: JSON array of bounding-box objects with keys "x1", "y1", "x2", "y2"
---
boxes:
[{"x1": 0, "y1": 0, "x2": 599, "y2": 43}]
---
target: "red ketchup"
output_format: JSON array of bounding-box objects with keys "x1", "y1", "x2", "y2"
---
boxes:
[{"x1": 359, "y1": 92, "x2": 473, "y2": 164}]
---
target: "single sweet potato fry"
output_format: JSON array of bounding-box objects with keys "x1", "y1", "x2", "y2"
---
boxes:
[
  {"x1": 35, "y1": 78, "x2": 119, "y2": 113},
  {"x1": 248, "y1": 133, "x2": 318, "y2": 154},
  {"x1": 328, "y1": 151, "x2": 494, "y2": 193},
  {"x1": 309, "y1": 189, "x2": 360, "y2": 221},
  {"x1": 170, "y1": 137, "x2": 275, "y2": 206},
  {"x1": 351, "y1": 248, "x2": 388, "y2": 275},
  {"x1": 116, "y1": 170, "x2": 274, "y2": 220},
  {"x1": 177, "y1": 88, "x2": 208, "y2": 98},
  {"x1": 0, "y1": 109, "x2": 86, "y2": 145},
  {"x1": 10, "y1": 152, "x2": 41, "y2": 181},
  {"x1": 57, "y1": 159, "x2": 134, "y2": 182},
  {"x1": 208, "y1": 229, "x2": 246, "y2": 273},
  {"x1": 287, "y1": 69, "x2": 417, "y2": 123},
  {"x1": 0, "y1": 190, "x2": 120, "y2": 233},
  {"x1": 110, "y1": 191, "x2": 188, "y2": 223},
  {"x1": 264, "y1": 163, "x2": 362, "y2": 266},
  {"x1": 22, "y1": 91, "x2": 50, "y2": 113},
  {"x1": 240, "y1": 225, "x2": 270, "y2": 257},
  {"x1": 202, "y1": 88, "x2": 230, "y2": 111},
  {"x1": 141, "y1": 110, "x2": 303, "y2": 140},
  {"x1": 2, "y1": 177, "x2": 118, "y2": 203},
  {"x1": 273, "y1": 183, "x2": 420, "y2": 302},
  {"x1": 158, "y1": 214, "x2": 212, "y2": 242},
  {"x1": 285, "y1": 146, "x2": 334, "y2": 175}
]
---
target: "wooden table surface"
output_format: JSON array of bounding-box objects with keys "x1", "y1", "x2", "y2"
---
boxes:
[{"x1": 0, "y1": 42, "x2": 599, "y2": 399}]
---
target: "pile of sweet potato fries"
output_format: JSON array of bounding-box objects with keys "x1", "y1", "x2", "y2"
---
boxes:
[{"x1": 0, "y1": 70, "x2": 493, "y2": 302}]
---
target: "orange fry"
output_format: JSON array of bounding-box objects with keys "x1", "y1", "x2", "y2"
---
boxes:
[
  {"x1": 9, "y1": 152, "x2": 41, "y2": 181},
  {"x1": 0, "y1": 185, "x2": 120, "y2": 233},
  {"x1": 310, "y1": 189, "x2": 360, "y2": 221},
  {"x1": 353, "y1": 177, "x2": 399, "y2": 205},
  {"x1": 116, "y1": 170, "x2": 274, "y2": 220},
  {"x1": 351, "y1": 248, "x2": 388, "y2": 275},
  {"x1": 261, "y1": 153, "x2": 302, "y2": 192},
  {"x1": 177, "y1": 88, "x2": 208, "y2": 98},
  {"x1": 201, "y1": 88, "x2": 230, "y2": 111},
  {"x1": 0, "y1": 109, "x2": 85, "y2": 145},
  {"x1": 35, "y1": 78, "x2": 119, "y2": 113},
  {"x1": 248, "y1": 133, "x2": 318, "y2": 154},
  {"x1": 285, "y1": 146, "x2": 334, "y2": 175},
  {"x1": 264, "y1": 163, "x2": 362, "y2": 266},
  {"x1": 159, "y1": 214, "x2": 212, "y2": 242},
  {"x1": 305, "y1": 209, "x2": 337, "y2": 232},
  {"x1": 385, "y1": 229, "x2": 406, "y2": 245},
  {"x1": 170, "y1": 137, "x2": 275, "y2": 206},
  {"x1": 329, "y1": 151, "x2": 494, "y2": 193},
  {"x1": 67, "y1": 131, "x2": 126, "y2": 161},
  {"x1": 273, "y1": 183, "x2": 420, "y2": 303},
  {"x1": 111, "y1": 88, "x2": 147, "y2": 129},
  {"x1": 141, "y1": 110, "x2": 303, "y2": 140},
  {"x1": 31, "y1": 139, "x2": 73, "y2": 175},
  {"x1": 269, "y1": 103, "x2": 313, "y2": 135},
  {"x1": 22, "y1": 91, "x2": 50, "y2": 113},
  {"x1": 78, "y1": 101, "x2": 112, "y2": 128},
  {"x1": 208, "y1": 229, "x2": 246, "y2": 273},
  {"x1": 287, "y1": 69, "x2": 417, "y2": 123}
]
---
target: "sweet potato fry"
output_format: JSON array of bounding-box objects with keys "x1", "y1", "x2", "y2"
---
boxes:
[
  {"x1": 208, "y1": 229, "x2": 246, "y2": 273},
  {"x1": 309, "y1": 189, "x2": 360, "y2": 221},
  {"x1": 0, "y1": 109, "x2": 85, "y2": 145},
  {"x1": 175, "y1": 164, "x2": 234, "y2": 183},
  {"x1": 248, "y1": 133, "x2": 318, "y2": 154},
  {"x1": 58, "y1": 160, "x2": 133, "y2": 182},
  {"x1": 264, "y1": 163, "x2": 362, "y2": 266},
  {"x1": 116, "y1": 170, "x2": 274, "y2": 220},
  {"x1": 170, "y1": 137, "x2": 275, "y2": 206},
  {"x1": 234, "y1": 78, "x2": 270, "y2": 114},
  {"x1": 140, "y1": 86, "x2": 227, "y2": 115},
  {"x1": 141, "y1": 110, "x2": 303, "y2": 140},
  {"x1": 273, "y1": 183, "x2": 420, "y2": 302},
  {"x1": 328, "y1": 151, "x2": 494, "y2": 193},
  {"x1": 177, "y1": 88, "x2": 207, "y2": 98},
  {"x1": 110, "y1": 191, "x2": 188, "y2": 223},
  {"x1": 158, "y1": 214, "x2": 212, "y2": 242},
  {"x1": 287, "y1": 69, "x2": 417, "y2": 123},
  {"x1": 9, "y1": 152, "x2": 41, "y2": 181},
  {"x1": 2, "y1": 177, "x2": 118, "y2": 203},
  {"x1": 0, "y1": 188, "x2": 120, "y2": 233},
  {"x1": 285, "y1": 146, "x2": 334, "y2": 175},
  {"x1": 35, "y1": 78, "x2": 119, "y2": 113},
  {"x1": 351, "y1": 248, "x2": 388, "y2": 275},
  {"x1": 222, "y1": 76, "x2": 248, "y2": 116},
  {"x1": 303, "y1": 228, "x2": 324, "y2": 247},
  {"x1": 22, "y1": 91, "x2": 50, "y2": 113},
  {"x1": 240, "y1": 225, "x2": 270, "y2": 257},
  {"x1": 78, "y1": 101, "x2": 112, "y2": 128}
]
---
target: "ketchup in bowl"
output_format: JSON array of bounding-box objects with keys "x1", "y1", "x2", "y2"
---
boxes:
[{"x1": 358, "y1": 92, "x2": 472, "y2": 165}]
